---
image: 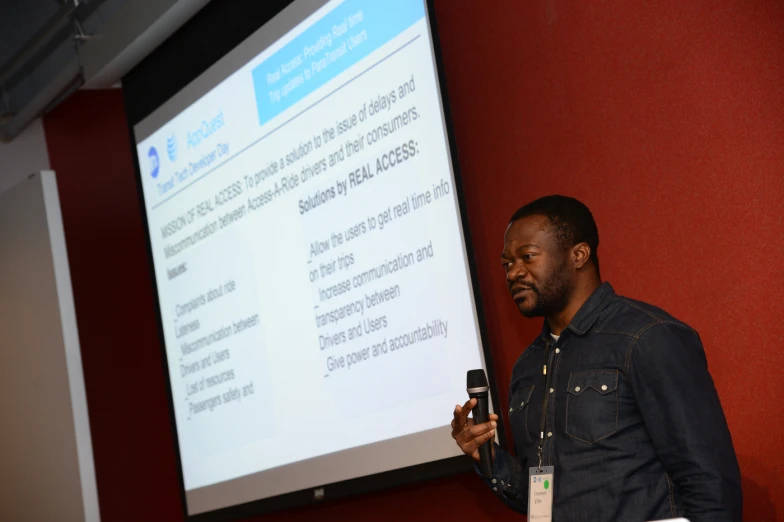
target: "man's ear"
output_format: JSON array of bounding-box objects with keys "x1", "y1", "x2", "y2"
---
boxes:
[{"x1": 572, "y1": 242, "x2": 591, "y2": 270}]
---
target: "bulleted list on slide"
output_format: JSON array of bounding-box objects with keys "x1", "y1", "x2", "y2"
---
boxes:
[
  {"x1": 162, "y1": 227, "x2": 273, "y2": 460},
  {"x1": 137, "y1": 1, "x2": 484, "y2": 490},
  {"x1": 297, "y1": 79, "x2": 455, "y2": 418}
]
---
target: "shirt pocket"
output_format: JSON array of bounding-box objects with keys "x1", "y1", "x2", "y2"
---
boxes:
[
  {"x1": 565, "y1": 370, "x2": 619, "y2": 444},
  {"x1": 508, "y1": 385, "x2": 535, "y2": 449}
]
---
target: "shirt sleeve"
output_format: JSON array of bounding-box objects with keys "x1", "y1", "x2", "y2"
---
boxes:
[
  {"x1": 474, "y1": 443, "x2": 529, "y2": 514},
  {"x1": 629, "y1": 322, "x2": 743, "y2": 522}
]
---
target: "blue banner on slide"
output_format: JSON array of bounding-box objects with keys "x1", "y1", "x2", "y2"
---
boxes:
[{"x1": 251, "y1": 0, "x2": 425, "y2": 127}]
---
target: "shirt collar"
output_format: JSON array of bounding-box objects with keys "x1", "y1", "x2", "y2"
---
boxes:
[{"x1": 538, "y1": 282, "x2": 616, "y2": 342}]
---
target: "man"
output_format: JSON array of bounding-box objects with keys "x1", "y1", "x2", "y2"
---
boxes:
[{"x1": 451, "y1": 195, "x2": 742, "y2": 521}]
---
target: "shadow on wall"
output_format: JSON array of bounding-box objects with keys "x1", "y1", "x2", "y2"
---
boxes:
[{"x1": 739, "y1": 455, "x2": 780, "y2": 522}]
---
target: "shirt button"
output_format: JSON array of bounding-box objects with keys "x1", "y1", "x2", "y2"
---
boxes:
[
  {"x1": 549, "y1": 388, "x2": 554, "y2": 394},
  {"x1": 601, "y1": 385, "x2": 608, "y2": 391},
  {"x1": 492, "y1": 479, "x2": 497, "y2": 484},
  {"x1": 493, "y1": 487, "x2": 498, "y2": 492},
  {"x1": 555, "y1": 348, "x2": 560, "y2": 354},
  {"x1": 547, "y1": 431, "x2": 553, "y2": 437},
  {"x1": 575, "y1": 386, "x2": 581, "y2": 392},
  {"x1": 508, "y1": 408, "x2": 513, "y2": 414}
]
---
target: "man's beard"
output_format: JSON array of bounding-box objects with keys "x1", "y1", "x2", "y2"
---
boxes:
[{"x1": 519, "y1": 266, "x2": 572, "y2": 318}]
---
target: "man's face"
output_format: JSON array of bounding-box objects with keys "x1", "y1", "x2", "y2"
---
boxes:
[{"x1": 501, "y1": 215, "x2": 573, "y2": 318}]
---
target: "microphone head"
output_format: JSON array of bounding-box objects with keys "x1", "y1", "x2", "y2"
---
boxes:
[{"x1": 467, "y1": 369, "x2": 488, "y2": 390}]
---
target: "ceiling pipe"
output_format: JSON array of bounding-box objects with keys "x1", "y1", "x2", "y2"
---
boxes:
[
  {"x1": 0, "y1": 0, "x2": 212, "y2": 142},
  {"x1": 0, "y1": 0, "x2": 78, "y2": 88}
]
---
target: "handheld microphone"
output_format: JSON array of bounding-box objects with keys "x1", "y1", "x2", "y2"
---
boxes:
[{"x1": 467, "y1": 369, "x2": 493, "y2": 479}]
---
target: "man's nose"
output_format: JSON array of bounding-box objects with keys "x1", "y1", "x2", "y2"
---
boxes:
[{"x1": 506, "y1": 263, "x2": 527, "y2": 285}]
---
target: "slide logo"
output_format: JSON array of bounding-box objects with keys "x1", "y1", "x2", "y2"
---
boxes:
[
  {"x1": 187, "y1": 111, "x2": 225, "y2": 149},
  {"x1": 166, "y1": 134, "x2": 177, "y2": 161},
  {"x1": 148, "y1": 146, "x2": 160, "y2": 178}
]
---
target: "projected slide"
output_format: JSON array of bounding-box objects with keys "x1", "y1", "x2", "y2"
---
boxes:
[{"x1": 134, "y1": 0, "x2": 487, "y2": 514}]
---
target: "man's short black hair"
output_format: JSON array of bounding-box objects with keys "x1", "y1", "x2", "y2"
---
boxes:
[{"x1": 509, "y1": 195, "x2": 600, "y2": 277}]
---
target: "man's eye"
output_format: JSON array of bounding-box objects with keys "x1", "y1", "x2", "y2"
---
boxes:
[{"x1": 522, "y1": 254, "x2": 535, "y2": 262}]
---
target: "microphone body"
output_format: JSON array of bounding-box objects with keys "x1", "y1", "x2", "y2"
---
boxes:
[{"x1": 467, "y1": 369, "x2": 493, "y2": 479}]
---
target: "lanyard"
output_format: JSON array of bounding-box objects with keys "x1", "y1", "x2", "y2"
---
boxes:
[{"x1": 538, "y1": 340, "x2": 553, "y2": 470}]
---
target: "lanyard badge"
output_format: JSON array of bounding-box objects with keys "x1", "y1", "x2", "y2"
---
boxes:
[{"x1": 528, "y1": 466, "x2": 554, "y2": 520}]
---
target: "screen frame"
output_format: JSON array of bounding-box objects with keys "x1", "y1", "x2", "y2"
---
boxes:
[{"x1": 122, "y1": 0, "x2": 507, "y2": 519}]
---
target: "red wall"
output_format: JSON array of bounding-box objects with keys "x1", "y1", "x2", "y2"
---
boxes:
[
  {"x1": 43, "y1": 89, "x2": 184, "y2": 521},
  {"x1": 43, "y1": 0, "x2": 784, "y2": 520}
]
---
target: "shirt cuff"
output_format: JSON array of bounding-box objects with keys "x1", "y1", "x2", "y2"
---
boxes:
[
  {"x1": 473, "y1": 444, "x2": 511, "y2": 492},
  {"x1": 473, "y1": 444, "x2": 527, "y2": 506}
]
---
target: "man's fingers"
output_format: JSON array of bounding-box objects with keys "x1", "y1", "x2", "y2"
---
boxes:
[
  {"x1": 468, "y1": 420, "x2": 497, "y2": 439},
  {"x1": 463, "y1": 428, "x2": 496, "y2": 454},
  {"x1": 479, "y1": 429, "x2": 496, "y2": 444},
  {"x1": 452, "y1": 405, "x2": 465, "y2": 431},
  {"x1": 455, "y1": 420, "x2": 494, "y2": 455},
  {"x1": 460, "y1": 398, "x2": 475, "y2": 421},
  {"x1": 451, "y1": 416, "x2": 474, "y2": 434},
  {"x1": 452, "y1": 399, "x2": 476, "y2": 429},
  {"x1": 451, "y1": 398, "x2": 499, "y2": 460},
  {"x1": 472, "y1": 429, "x2": 496, "y2": 448}
]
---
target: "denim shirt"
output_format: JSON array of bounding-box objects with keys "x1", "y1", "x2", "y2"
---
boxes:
[{"x1": 483, "y1": 283, "x2": 742, "y2": 521}]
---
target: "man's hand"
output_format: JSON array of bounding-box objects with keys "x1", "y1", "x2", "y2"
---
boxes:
[{"x1": 451, "y1": 398, "x2": 498, "y2": 463}]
